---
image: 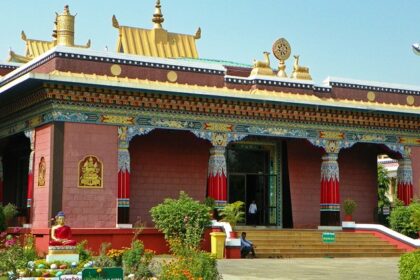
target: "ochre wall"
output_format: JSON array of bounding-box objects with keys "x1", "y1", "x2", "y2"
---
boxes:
[
  {"x1": 411, "y1": 147, "x2": 420, "y2": 199},
  {"x1": 62, "y1": 123, "x2": 118, "y2": 228},
  {"x1": 129, "y1": 129, "x2": 211, "y2": 226},
  {"x1": 339, "y1": 144, "x2": 378, "y2": 223},
  {"x1": 287, "y1": 140, "x2": 378, "y2": 228},
  {"x1": 32, "y1": 125, "x2": 53, "y2": 228}
]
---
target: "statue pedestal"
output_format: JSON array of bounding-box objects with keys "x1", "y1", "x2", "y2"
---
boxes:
[{"x1": 46, "y1": 246, "x2": 79, "y2": 263}]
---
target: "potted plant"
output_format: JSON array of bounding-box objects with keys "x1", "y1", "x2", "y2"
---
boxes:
[
  {"x1": 343, "y1": 199, "x2": 357, "y2": 221},
  {"x1": 204, "y1": 197, "x2": 217, "y2": 220},
  {"x1": 219, "y1": 201, "x2": 245, "y2": 237}
]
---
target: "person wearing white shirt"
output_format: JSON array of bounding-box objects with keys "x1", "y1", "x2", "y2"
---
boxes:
[{"x1": 248, "y1": 200, "x2": 257, "y2": 226}]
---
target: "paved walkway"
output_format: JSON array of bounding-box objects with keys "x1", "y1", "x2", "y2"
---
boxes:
[{"x1": 217, "y1": 257, "x2": 399, "y2": 280}]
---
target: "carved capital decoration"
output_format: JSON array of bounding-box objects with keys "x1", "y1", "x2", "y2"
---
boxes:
[
  {"x1": 38, "y1": 157, "x2": 46, "y2": 187},
  {"x1": 78, "y1": 155, "x2": 103, "y2": 188},
  {"x1": 208, "y1": 146, "x2": 227, "y2": 177},
  {"x1": 321, "y1": 153, "x2": 339, "y2": 182},
  {"x1": 397, "y1": 157, "x2": 413, "y2": 186}
]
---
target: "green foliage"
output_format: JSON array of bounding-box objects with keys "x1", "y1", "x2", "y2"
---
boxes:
[
  {"x1": 0, "y1": 234, "x2": 38, "y2": 278},
  {"x1": 122, "y1": 240, "x2": 153, "y2": 278},
  {"x1": 411, "y1": 202, "x2": 420, "y2": 229},
  {"x1": 160, "y1": 249, "x2": 221, "y2": 280},
  {"x1": 343, "y1": 199, "x2": 357, "y2": 215},
  {"x1": 204, "y1": 197, "x2": 216, "y2": 209},
  {"x1": 0, "y1": 205, "x2": 6, "y2": 232},
  {"x1": 389, "y1": 201, "x2": 420, "y2": 238},
  {"x1": 219, "y1": 201, "x2": 245, "y2": 227},
  {"x1": 150, "y1": 191, "x2": 211, "y2": 251},
  {"x1": 399, "y1": 250, "x2": 420, "y2": 280},
  {"x1": 94, "y1": 243, "x2": 116, "y2": 268},
  {"x1": 76, "y1": 240, "x2": 93, "y2": 262},
  {"x1": 377, "y1": 164, "x2": 391, "y2": 208}
]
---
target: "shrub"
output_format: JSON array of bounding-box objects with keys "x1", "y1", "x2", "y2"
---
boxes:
[
  {"x1": 94, "y1": 243, "x2": 116, "y2": 268},
  {"x1": 0, "y1": 205, "x2": 6, "y2": 231},
  {"x1": 150, "y1": 191, "x2": 211, "y2": 251},
  {"x1": 343, "y1": 199, "x2": 357, "y2": 215},
  {"x1": 389, "y1": 202, "x2": 420, "y2": 238},
  {"x1": 399, "y1": 250, "x2": 420, "y2": 280},
  {"x1": 3, "y1": 203, "x2": 18, "y2": 223},
  {"x1": 160, "y1": 249, "x2": 220, "y2": 280},
  {"x1": 122, "y1": 240, "x2": 153, "y2": 278},
  {"x1": 76, "y1": 240, "x2": 93, "y2": 262}
]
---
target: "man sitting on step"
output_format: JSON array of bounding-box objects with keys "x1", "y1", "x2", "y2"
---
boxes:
[{"x1": 240, "y1": 232, "x2": 256, "y2": 258}]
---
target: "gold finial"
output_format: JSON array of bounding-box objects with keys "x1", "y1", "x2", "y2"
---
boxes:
[
  {"x1": 56, "y1": 5, "x2": 75, "y2": 46},
  {"x1": 272, "y1": 38, "x2": 291, "y2": 78},
  {"x1": 112, "y1": 15, "x2": 120, "y2": 29},
  {"x1": 194, "y1": 27, "x2": 201, "y2": 40},
  {"x1": 152, "y1": 0, "x2": 164, "y2": 29},
  {"x1": 21, "y1": 31, "x2": 27, "y2": 41}
]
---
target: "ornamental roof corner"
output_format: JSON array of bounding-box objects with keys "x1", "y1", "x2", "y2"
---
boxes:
[
  {"x1": 7, "y1": 5, "x2": 90, "y2": 63},
  {"x1": 112, "y1": 0, "x2": 201, "y2": 59}
]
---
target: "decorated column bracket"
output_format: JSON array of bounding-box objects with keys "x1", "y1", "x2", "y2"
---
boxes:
[
  {"x1": 397, "y1": 146, "x2": 413, "y2": 206},
  {"x1": 24, "y1": 129, "x2": 35, "y2": 224},
  {"x1": 193, "y1": 131, "x2": 247, "y2": 208}
]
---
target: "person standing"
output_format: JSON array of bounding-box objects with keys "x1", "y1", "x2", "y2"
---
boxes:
[{"x1": 248, "y1": 200, "x2": 257, "y2": 226}]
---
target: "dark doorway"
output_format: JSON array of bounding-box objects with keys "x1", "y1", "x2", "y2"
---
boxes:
[{"x1": 227, "y1": 145, "x2": 277, "y2": 226}]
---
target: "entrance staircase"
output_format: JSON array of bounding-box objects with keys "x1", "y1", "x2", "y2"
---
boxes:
[{"x1": 235, "y1": 228, "x2": 405, "y2": 258}]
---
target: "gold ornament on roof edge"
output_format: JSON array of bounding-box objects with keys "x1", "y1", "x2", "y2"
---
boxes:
[
  {"x1": 250, "y1": 52, "x2": 274, "y2": 76},
  {"x1": 272, "y1": 38, "x2": 291, "y2": 78}
]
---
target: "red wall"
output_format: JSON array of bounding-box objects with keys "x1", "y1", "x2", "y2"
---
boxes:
[
  {"x1": 411, "y1": 147, "x2": 420, "y2": 199},
  {"x1": 287, "y1": 140, "x2": 378, "y2": 228},
  {"x1": 62, "y1": 123, "x2": 118, "y2": 228},
  {"x1": 339, "y1": 144, "x2": 378, "y2": 223},
  {"x1": 32, "y1": 125, "x2": 54, "y2": 228},
  {"x1": 287, "y1": 139, "x2": 323, "y2": 228},
  {"x1": 129, "y1": 129, "x2": 211, "y2": 225}
]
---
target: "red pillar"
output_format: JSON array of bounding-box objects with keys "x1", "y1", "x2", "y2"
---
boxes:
[
  {"x1": 207, "y1": 146, "x2": 227, "y2": 208},
  {"x1": 320, "y1": 152, "x2": 341, "y2": 226},
  {"x1": 25, "y1": 130, "x2": 35, "y2": 224},
  {"x1": 397, "y1": 156, "x2": 413, "y2": 206},
  {"x1": 118, "y1": 148, "x2": 131, "y2": 223}
]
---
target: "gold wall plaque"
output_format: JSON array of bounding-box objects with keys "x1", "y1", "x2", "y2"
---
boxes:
[
  {"x1": 38, "y1": 157, "x2": 46, "y2": 187},
  {"x1": 407, "y1": 95, "x2": 415, "y2": 105},
  {"x1": 367, "y1": 91, "x2": 376, "y2": 102},
  {"x1": 78, "y1": 155, "x2": 103, "y2": 188},
  {"x1": 167, "y1": 71, "x2": 178, "y2": 82},
  {"x1": 110, "y1": 64, "x2": 122, "y2": 76}
]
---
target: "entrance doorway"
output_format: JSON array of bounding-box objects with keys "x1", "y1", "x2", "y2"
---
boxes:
[{"x1": 227, "y1": 144, "x2": 277, "y2": 226}]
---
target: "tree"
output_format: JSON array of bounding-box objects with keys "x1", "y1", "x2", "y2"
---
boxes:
[{"x1": 377, "y1": 164, "x2": 391, "y2": 209}]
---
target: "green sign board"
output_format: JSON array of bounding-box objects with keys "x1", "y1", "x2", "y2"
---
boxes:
[
  {"x1": 322, "y1": 232, "x2": 336, "y2": 243},
  {"x1": 82, "y1": 267, "x2": 123, "y2": 280}
]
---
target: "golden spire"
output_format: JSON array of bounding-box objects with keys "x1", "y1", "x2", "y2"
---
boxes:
[
  {"x1": 152, "y1": 0, "x2": 164, "y2": 29},
  {"x1": 56, "y1": 5, "x2": 75, "y2": 46}
]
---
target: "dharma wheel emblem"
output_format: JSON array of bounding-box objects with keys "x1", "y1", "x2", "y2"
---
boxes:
[{"x1": 272, "y1": 38, "x2": 291, "y2": 61}]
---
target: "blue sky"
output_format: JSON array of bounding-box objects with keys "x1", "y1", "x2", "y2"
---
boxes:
[{"x1": 1, "y1": 0, "x2": 419, "y2": 85}]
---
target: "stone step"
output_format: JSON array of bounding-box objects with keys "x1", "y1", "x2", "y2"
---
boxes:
[
  {"x1": 256, "y1": 252, "x2": 403, "y2": 258},
  {"x1": 256, "y1": 248, "x2": 403, "y2": 253}
]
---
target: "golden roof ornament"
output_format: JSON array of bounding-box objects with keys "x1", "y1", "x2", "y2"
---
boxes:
[
  {"x1": 272, "y1": 38, "x2": 291, "y2": 78},
  {"x1": 152, "y1": 0, "x2": 164, "y2": 29},
  {"x1": 112, "y1": 1, "x2": 201, "y2": 58},
  {"x1": 8, "y1": 5, "x2": 91, "y2": 63},
  {"x1": 250, "y1": 52, "x2": 275, "y2": 76},
  {"x1": 291, "y1": 55, "x2": 312, "y2": 80}
]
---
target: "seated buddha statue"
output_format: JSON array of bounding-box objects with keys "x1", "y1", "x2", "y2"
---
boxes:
[
  {"x1": 80, "y1": 156, "x2": 101, "y2": 187},
  {"x1": 49, "y1": 211, "x2": 77, "y2": 246}
]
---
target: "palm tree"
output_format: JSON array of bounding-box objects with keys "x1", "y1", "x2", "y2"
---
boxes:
[{"x1": 378, "y1": 164, "x2": 391, "y2": 209}]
